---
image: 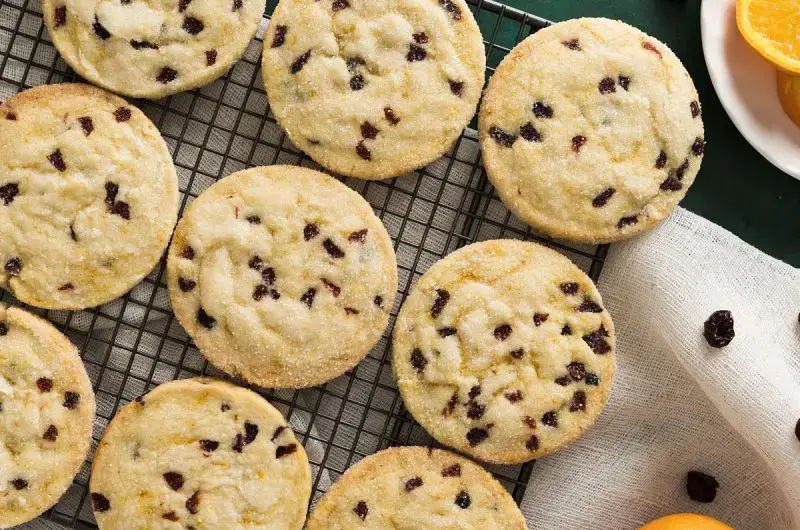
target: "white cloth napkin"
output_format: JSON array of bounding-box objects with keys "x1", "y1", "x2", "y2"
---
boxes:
[{"x1": 520, "y1": 207, "x2": 800, "y2": 529}]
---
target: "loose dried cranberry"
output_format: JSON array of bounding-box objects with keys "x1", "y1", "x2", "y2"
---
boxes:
[
  {"x1": 410, "y1": 348, "x2": 426, "y2": 373},
  {"x1": 182, "y1": 246, "x2": 195, "y2": 260},
  {"x1": 232, "y1": 433, "x2": 244, "y2": 452},
  {"x1": 301, "y1": 287, "x2": 317, "y2": 307},
  {"x1": 468, "y1": 385, "x2": 481, "y2": 400},
  {"x1": 617, "y1": 215, "x2": 638, "y2": 229},
  {"x1": 11, "y1": 478, "x2": 28, "y2": 490},
  {"x1": 374, "y1": 295, "x2": 384, "y2": 308},
  {"x1": 692, "y1": 137, "x2": 705, "y2": 156},
  {"x1": 271, "y1": 25, "x2": 287, "y2": 48},
  {"x1": 567, "y1": 362, "x2": 586, "y2": 381},
  {"x1": 114, "y1": 107, "x2": 131, "y2": 122},
  {"x1": 555, "y1": 376, "x2": 570, "y2": 386},
  {"x1": 163, "y1": 472, "x2": 184, "y2": 491},
  {"x1": 178, "y1": 277, "x2": 196, "y2": 292},
  {"x1": 54, "y1": 5, "x2": 67, "y2": 27},
  {"x1": 509, "y1": 348, "x2": 524, "y2": 359},
  {"x1": 569, "y1": 390, "x2": 586, "y2": 412},
  {"x1": 48, "y1": 149, "x2": 66, "y2": 171},
  {"x1": 0, "y1": 322, "x2": 7, "y2": 336},
  {"x1": 43, "y1": 424, "x2": 58, "y2": 441},
  {"x1": 686, "y1": 471, "x2": 718, "y2": 503},
  {"x1": 642, "y1": 41, "x2": 662, "y2": 58},
  {"x1": 430, "y1": 289, "x2": 450, "y2": 318},
  {"x1": 349, "y1": 74, "x2": 365, "y2": 90},
  {"x1": 276, "y1": 444, "x2": 297, "y2": 458},
  {"x1": 182, "y1": 16, "x2": 204, "y2": 35},
  {"x1": 178, "y1": 0, "x2": 191, "y2": 12},
  {"x1": 437, "y1": 327, "x2": 457, "y2": 337},
  {"x1": 493, "y1": 324, "x2": 512, "y2": 340},
  {"x1": 691, "y1": 101, "x2": 701, "y2": 118},
  {"x1": 244, "y1": 422, "x2": 258, "y2": 445},
  {"x1": 290, "y1": 50, "x2": 311, "y2": 74},
  {"x1": 197, "y1": 308, "x2": 215, "y2": 329},
  {"x1": 404, "y1": 477, "x2": 423, "y2": 492},
  {"x1": 439, "y1": 0, "x2": 462, "y2": 20},
  {"x1": 577, "y1": 298, "x2": 603, "y2": 313},
  {"x1": 4, "y1": 257, "x2": 21, "y2": 276},
  {"x1": 562, "y1": 38, "x2": 581, "y2": 50},
  {"x1": 157, "y1": 67, "x2": 177, "y2": 84},
  {"x1": 489, "y1": 126, "x2": 517, "y2": 148},
  {"x1": 467, "y1": 402, "x2": 485, "y2": 420},
  {"x1": 204, "y1": 49, "x2": 217, "y2": 66},
  {"x1": 93, "y1": 16, "x2": 111, "y2": 39},
  {"x1": 655, "y1": 150, "x2": 668, "y2": 169},
  {"x1": 660, "y1": 177, "x2": 682, "y2": 191},
  {"x1": 533, "y1": 312, "x2": 549, "y2": 326},
  {"x1": 37, "y1": 377, "x2": 53, "y2": 392},
  {"x1": 560, "y1": 282, "x2": 579, "y2": 295},
  {"x1": 542, "y1": 411, "x2": 558, "y2": 427},
  {"x1": 303, "y1": 223, "x2": 319, "y2": 241},
  {"x1": 163, "y1": 512, "x2": 179, "y2": 521},
  {"x1": 572, "y1": 135, "x2": 587, "y2": 153},
  {"x1": 525, "y1": 434, "x2": 540, "y2": 451},
  {"x1": 505, "y1": 390, "x2": 523, "y2": 403},
  {"x1": 323, "y1": 238, "x2": 344, "y2": 258},
  {"x1": 520, "y1": 122, "x2": 542, "y2": 142},
  {"x1": 360, "y1": 122, "x2": 379, "y2": 140},
  {"x1": 79, "y1": 116, "x2": 94, "y2": 135},
  {"x1": 703, "y1": 310, "x2": 735, "y2": 348},
  {"x1": 592, "y1": 187, "x2": 615, "y2": 207},
  {"x1": 586, "y1": 373, "x2": 599, "y2": 386},
  {"x1": 356, "y1": 141, "x2": 371, "y2": 160},
  {"x1": 454, "y1": 490, "x2": 471, "y2": 509},
  {"x1": 58, "y1": 282, "x2": 74, "y2": 291},
  {"x1": 598, "y1": 77, "x2": 616, "y2": 94},
  {"x1": 583, "y1": 326, "x2": 611, "y2": 354},
  {"x1": 384, "y1": 107, "x2": 400, "y2": 125},
  {"x1": 466, "y1": 427, "x2": 488, "y2": 446},
  {"x1": 185, "y1": 491, "x2": 200, "y2": 514},
  {"x1": 533, "y1": 101, "x2": 553, "y2": 119},
  {"x1": 354, "y1": 500, "x2": 368, "y2": 521},
  {"x1": 199, "y1": 440, "x2": 218, "y2": 452},
  {"x1": 441, "y1": 463, "x2": 461, "y2": 477},
  {"x1": 332, "y1": 0, "x2": 349, "y2": 10},
  {"x1": 246, "y1": 215, "x2": 261, "y2": 224},
  {"x1": 91, "y1": 492, "x2": 110, "y2": 512},
  {"x1": 0, "y1": 183, "x2": 19, "y2": 205},
  {"x1": 130, "y1": 40, "x2": 159, "y2": 50}
]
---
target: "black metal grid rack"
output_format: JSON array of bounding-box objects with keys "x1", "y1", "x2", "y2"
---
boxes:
[{"x1": 0, "y1": 0, "x2": 609, "y2": 527}]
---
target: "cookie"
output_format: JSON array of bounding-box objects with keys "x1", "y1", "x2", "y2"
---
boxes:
[
  {"x1": 167, "y1": 165, "x2": 397, "y2": 388},
  {"x1": 478, "y1": 18, "x2": 705, "y2": 243},
  {"x1": 261, "y1": 0, "x2": 485, "y2": 180},
  {"x1": 89, "y1": 378, "x2": 310, "y2": 529},
  {"x1": 0, "y1": 84, "x2": 179, "y2": 310},
  {"x1": 0, "y1": 304, "x2": 95, "y2": 528},
  {"x1": 306, "y1": 446, "x2": 525, "y2": 529},
  {"x1": 42, "y1": 0, "x2": 266, "y2": 99},
  {"x1": 392, "y1": 239, "x2": 616, "y2": 464}
]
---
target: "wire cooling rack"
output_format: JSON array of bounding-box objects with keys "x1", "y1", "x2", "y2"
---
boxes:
[{"x1": 0, "y1": 0, "x2": 609, "y2": 527}]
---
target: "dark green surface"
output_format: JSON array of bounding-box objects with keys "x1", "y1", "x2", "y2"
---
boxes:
[{"x1": 495, "y1": 0, "x2": 799, "y2": 266}]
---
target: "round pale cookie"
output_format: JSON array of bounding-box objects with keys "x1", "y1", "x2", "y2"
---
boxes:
[
  {"x1": 392, "y1": 240, "x2": 616, "y2": 464},
  {"x1": 42, "y1": 0, "x2": 266, "y2": 99},
  {"x1": 262, "y1": 0, "x2": 485, "y2": 180},
  {"x1": 167, "y1": 165, "x2": 397, "y2": 388},
  {"x1": 478, "y1": 18, "x2": 705, "y2": 243},
  {"x1": 0, "y1": 84, "x2": 179, "y2": 310},
  {"x1": 0, "y1": 304, "x2": 95, "y2": 529},
  {"x1": 89, "y1": 378, "x2": 311, "y2": 529},
  {"x1": 307, "y1": 446, "x2": 525, "y2": 529}
]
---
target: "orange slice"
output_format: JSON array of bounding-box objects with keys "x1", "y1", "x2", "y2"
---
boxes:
[
  {"x1": 777, "y1": 70, "x2": 800, "y2": 128},
  {"x1": 737, "y1": 0, "x2": 800, "y2": 74},
  {"x1": 639, "y1": 513, "x2": 735, "y2": 530}
]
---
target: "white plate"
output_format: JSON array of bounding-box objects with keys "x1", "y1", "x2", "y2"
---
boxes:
[{"x1": 701, "y1": 0, "x2": 800, "y2": 180}]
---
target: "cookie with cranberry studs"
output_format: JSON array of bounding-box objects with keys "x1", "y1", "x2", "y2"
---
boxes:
[
  {"x1": 167, "y1": 165, "x2": 397, "y2": 388},
  {"x1": 0, "y1": 304, "x2": 95, "y2": 528},
  {"x1": 306, "y1": 446, "x2": 525, "y2": 529},
  {"x1": 42, "y1": 0, "x2": 266, "y2": 98},
  {"x1": 90, "y1": 378, "x2": 310, "y2": 529},
  {"x1": 261, "y1": 0, "x2": 485, "y2": 179},
  {"x1": 393, "y1": 239, "x2": 615, "y2": 464},
  {"x1": 0, "y1": 84, "x2": 178, "y2": 309},
  {"x1": 479, "y1": 18, "x2": 705, "y2": 243}
]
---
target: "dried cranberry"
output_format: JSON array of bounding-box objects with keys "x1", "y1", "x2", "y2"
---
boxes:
[
  {"x1": 439, "y1": 0, "x2": 462, "y2": 21},
  {"x1": 300, "y1": 287, "x2": 317, "y2": 307},
  {"x1": 91, "y1": 492, "x2": 110, "y2": 512},
  {"x1": 37, "y1": 377, "x2": 52, "y2": 392},
  {"x1": 11, "y1": 478, "x2": 28, "y2": 490},
  {"x1": 344, "y1": 307, "x2": 359, "y2": 315},
  {"x1": 586, "y1": 373, "x2": 599, "y2": 386},
  {"x1": 410, "y1": 348, "x2": 426, "y2": 373},
  {"x1": 360, "y1": 122, "x2": 379, "y2": 140},
  {"x1": 468, "y1": 385, "x2": 481, "y2": 400},
  {"x1": 111, "y1": 201, "x2": 130, "y2": 219},
  {"x1": 0, "y1": 322, "x2": 7, "y2": 336},
  {"x1": 448, "y1": 80, "x2": 464, "y2": 96},
  {"x1": 163, "y1": 472, "x2": 184, "y2": 491},
  {"x1": 271, "y1": 25, "x2": 287, "y2": 48},
  {"x1": 454, "y1": 490, "x2": 471, "y2": 509},
  {"x1": 182, "y1": 16, "x2": 204, "y2": 35},
  {"x1": 692, "y1": 137, "x2": 705, "y2": 156},
  {"x1": 441, "y1": 464, "x2": 461, "y2": 477},
  {"x1": 561, "y1": 324, "x2": 572, "y2": 336},
  {"x1": 246, "y1": 215, "x2": 261, "y2": 225},
  {"x1": 54, "y1": 5, "x2": 67, "y2": 27},
  {"x1": 493, "y1": 324, "x2": 512, "y2": 340},
  {"x1": 197, "y1": 308, "x2": 215, "y2": 329},
  {"x1": 567, "y1": 361, "x2": 586, "y2": 381},
  {"x1": 332, "y1": 0, "x2": 349, "y2": 10},
  {"x1": 0, "y1": 183, "x2": 19, "y2": 205},
  {"x1": 199, "y1": 440, "x2": 218, "y2": 452},
  {"x1": 533, "y1": 312, "x2": 549, "y2": 326},
  {"x1": 686, "y1": 471, "x2": 718, "y2": 503},
  {"x1": 617, "y1": 215, "x2": 638, "y2": 229},
  {"x1": 577, "y1": 298, "x2": 603, "y2": 313},
  {"x1": 353, "y1": 500, "x2": 368, "y2": 520},
  {"x1": 163, "y1": 512, "x2": 179, "y2": 521},
  {"x1": 569, "y1": 390, "x2": 586, "y2": 412},
  {"x1": 560, "y1": 282, "x2": 579, "y2": 295},
  {"x1": 509, "y1": 348, "x2": 524, "y2": 359},
  {"x1": 244, "y1": 422, "x2": 258, "y2": 444},
  {"x1": 232, "y1": 433, "x2": 244, "y2": 452},
  {"x1": 675, "y1": 159, "x2": 690, "y2": 180},
  {"x1": 271, "y1": 426, "x2": 286, "y2": 440},
  {"x1": 583, "y1": 326, "x2": 611, "y2": 354},
  {"x1": 93, "y1": 16, "x2": 110, "y2": 39},
  {"x1": 276, "y1": 444, "x2": 297, "y2": 458},
  {"x1": 655, "y1": 150, "x2": 668, "y2": 169},
  {"x1": 542, "y1": 411, "x2": 558, "y2": 427},
  {"x1": 374, "y1": 295, "x2": 384, "y2": 308},
  {"x1": 79, "y1": 116, "x2": 94, "y2": 135},
  {"x1": 323, "y1": 238, "x2": 344, "y2": 258},
  {"x1": 232, "y1": 0, "x2": 242, "y2": 10},
  {"x1": 290, "y1": 50, "x2": 311, "y2": 74},
  {"x1": 571, "y1": 135, "x2": 587, "y2": 153},
  {"x1": 157, "y1": 67, "x2": 178, "y2": 84},
  {"x1": 349, "y1": 228, "x2": 368, "y2": 242},
  {"x1": 525, "y1": 434, "x2": 540, "y2": 451},
  {"x1": 114, "y1": 107, "x2": 131, "y2": 122},
  {"x1": 181, "y1": 246, "x2": 195, "y2": 260},
  {"x1": 384, "y1": 107, "x2": 400, "y2": 125},
  {"x1": 618, "y1": 75, "x2": 631, "y2": 91},
  {"x1": 356, "y1": 141, "x2": 371, "y2": 160},
  {"x1": 562, "y1": 38, "x2": 581, "y2": 50},
  {"x1": 4, "y1": 257, "x2": 21, "y2": 276},
  {"x1": 130, "y1": 40, "x2": 159, "y2": 50},
  {"x1": 524, "y1": 416, "x2": 536, "y2": 429},
  {"x1": 48, "y1": 149, "x2": 66, "y2": 171},
  {"x1": 43, "y1": 424, "x2": 58, "y2": 441},
  {"x1": 185, "y1": 491, "x2": 200, "y2": 514},
  {"x1": 642, "y1": 41, "x2": 663, "y2": 58},
  {"x1": 322, "y1": 278, "x2": 340, "y2": 297},
  {"x1": 592, "y1": 187, "x2": 615, "y2": 207},
  {"x1": 406, "y1": 42, "x2": 427, "y2": 62},
  {"x1": 178, "y1": 277, "x2": 196, "y2": 292},
  {"x1": 598, "y1": 77, "x2": 616, "y2": 94},
  {"x1": 466, "y1": 427, "x2": 488, "y2": 446},
  {"x1": 489, "y1": 126, "x2": 517, "y2": 148},
  {"x1": 442, "y1": 392, "x2": 458, "y2": 415},
  {"x1": 520, "y1": 122, "x2": 542, "y2": 142},
  {"x1": 660, "y1": 177, "x2": 682, "y2": 191},
  {"x1": 691, "y1": 101, "x2": 701, "y2": 118},
  {"x1": 467, "y1": 402, "x2": 485, "y2": 420},
  {"x1": 303, "y1": 223, "x2": 319, "y2": 241},
  {"x1": 437, "y1": 327, "x2": 457, "y2": 337},
  {"x1": 404, "y1": 477, "x2": 423, "y2": 492},
  {"x1": 430, "y1": 289, "x2": 450, "y2": 318},
  {"x1": 205, "y1": 50, "x2": 217, "y2": 66},
  {"x1": 505, "y1": 390, "x2": 523, "y2": 403},
  {"x1": 178, "y1": 0, "x2": 191, "y2": 11},
  {"x1": 350, "y1": 75, "x2": 365, "y2": 91},
  {"x1": 555, "y1": 376, "x2": 570, "y2": 386},
  {"x1": 703, "y1": 310, "x2": 734, "y2": 348},
  {"x1": 533, "y1": 101, "x2": 553, "y2": 119},
  {"x1": 413, "y1": 32, "x2": 429, "y2": 44}
]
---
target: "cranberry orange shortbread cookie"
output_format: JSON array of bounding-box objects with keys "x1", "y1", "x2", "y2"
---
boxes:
[
  {"x1": 90, "y1": 378, "x2": 310, "y2": 529},
  {"x1": 306, "y1": 446, "x2": 525, "y2": 529},
  {"x1": 0, "y1": 84, "x2": 179, "y2": 309},
  {"x1": 262, "y1": 0, "x2": 485, "y2": 179},
  {"x1": 167, "y1": 165, "x2": 397, "y2": 388},
  {"x1": 0, "y1": 304, "x2": 95, "y2": 528},
  {"x1": 479, "y1": 18, "x2": 705, "y2": 243},
  {"x1": 42, "y1": 0, "x2": 266, "y2": 98},
  {"x1": 393, "y1": 240, "x2": 615, "y2": 464}
]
